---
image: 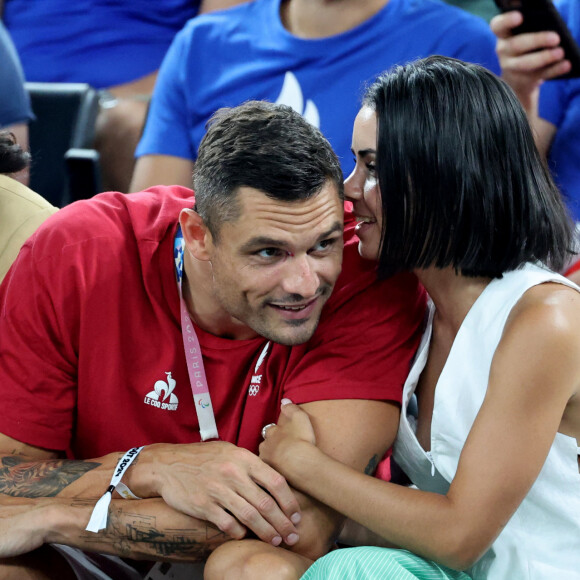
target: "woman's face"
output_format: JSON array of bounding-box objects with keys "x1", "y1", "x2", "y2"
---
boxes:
[{"x1": 345, "y1": 107, "x2": 382, "y2": 261}]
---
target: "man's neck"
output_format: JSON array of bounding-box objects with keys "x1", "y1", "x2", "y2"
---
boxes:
[
  {"x1": 182, "y1": 251, "x2": 259, "y2": 341},
  {"x1": 280, "y1": 0, "x2": 390, "y2": 39}
]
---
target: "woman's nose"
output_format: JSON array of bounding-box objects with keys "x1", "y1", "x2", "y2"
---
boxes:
[{"x1": 344, "y1": 168, "x2": 362, "y2": 202}]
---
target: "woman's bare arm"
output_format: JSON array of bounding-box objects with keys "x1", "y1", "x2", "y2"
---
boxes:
[{"x1": 260, "y1": 284, "x2": 580, "y2": 570}]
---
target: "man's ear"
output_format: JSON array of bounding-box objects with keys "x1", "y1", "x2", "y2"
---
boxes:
[{"x1": 179, "y1": 208, "x2": 213, "y2": 261}]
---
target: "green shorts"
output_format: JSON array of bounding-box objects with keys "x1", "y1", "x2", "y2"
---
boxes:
[{"x1": 301, "y1": 547, "x2": 471, "y2": 580}]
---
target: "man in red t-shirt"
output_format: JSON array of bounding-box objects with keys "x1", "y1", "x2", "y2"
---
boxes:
[{"x1": 0, "y1": 102, "x2": 425, "y2": 578}]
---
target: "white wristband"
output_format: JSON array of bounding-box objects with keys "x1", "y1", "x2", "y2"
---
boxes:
[
  {"x1": 85, "y1": 446, "x2": 144, "y2": 533},
  {"x1": 115, "y1": 481, "x2": 141, "y2": 500}
]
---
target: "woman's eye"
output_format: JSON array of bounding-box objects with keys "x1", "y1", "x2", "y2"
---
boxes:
[{"x1": 366, "y1": 163, "x2": 376, "y2": 175}]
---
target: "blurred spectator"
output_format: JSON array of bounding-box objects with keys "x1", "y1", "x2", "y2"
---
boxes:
[
  {"x1": 444, "y1": 0, "x2": 498, "y2": 22},
  {"x1": 0, "y1": 131, "x2": 57, "y2": 283},
  {"x1": 3, "y1": 0, "x2": 247, "y2": 192},
  {"x1": 0, "y1": 21, "x2": 33, "y2": 185},
  {"x1": 492, "y1": 0, "x2": 580, "y2": 222},
  {"x1": 131, "y1": 0, "x2": 500, "y2": 191}
]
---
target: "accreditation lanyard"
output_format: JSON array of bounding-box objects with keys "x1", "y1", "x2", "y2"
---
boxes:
[{"x1": 174, "y1": 226, "x2": 219, "y2": 441}]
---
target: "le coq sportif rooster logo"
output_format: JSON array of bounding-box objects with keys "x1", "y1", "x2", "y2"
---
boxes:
[{"x1": 144, "y1": 371, "x2": 179, "y2": 411}]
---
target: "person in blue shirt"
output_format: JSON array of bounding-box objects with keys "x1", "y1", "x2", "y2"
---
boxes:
[
  {"x1": 3, "y1": 0, "x2": 246, "y2": 193},
  {"x1": 0, "y1": 22, "x2": 33, "y2": 186},
  {"x1": 130, "y1": 0, "x2": 501, "y2": 192},
  {"x1": 492, "y1": 0, "x2": 580, "y2": 224}
]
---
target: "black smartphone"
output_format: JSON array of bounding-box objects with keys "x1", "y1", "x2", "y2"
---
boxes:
[{"x1": 494, "y1": 0, "x2": 580, "y2": 79}]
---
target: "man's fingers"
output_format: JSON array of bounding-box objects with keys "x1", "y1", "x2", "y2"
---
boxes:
[
  {"x1": 219, "y1": 486, "x2": 298, "y2": 546},
  {"x1": 203, "y1": 503, "x2": 247, "y2": 540},
  {"x1": 250, "y1": 463, "x2": 302, "y2": 526}
]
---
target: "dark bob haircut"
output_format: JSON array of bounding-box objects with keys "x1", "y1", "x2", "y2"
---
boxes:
[
  {"x1": 193, "y1": 100, "x2": 343, "y2": 240},
  {"x1": 363, "y1": 56, "x2": 573, "y2": 279}
]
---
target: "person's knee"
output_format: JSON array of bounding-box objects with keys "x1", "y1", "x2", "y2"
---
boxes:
[{"x1": 205, "y1": 541, "x2": 301, "y2": 580}]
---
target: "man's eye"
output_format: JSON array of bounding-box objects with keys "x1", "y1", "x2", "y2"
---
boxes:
[
  {"x1": 312, "y1": 238, "x2": 337, "y2": 252},
  {"x1": 256, "y1": 248, "x2": 282, "y2": 259}
]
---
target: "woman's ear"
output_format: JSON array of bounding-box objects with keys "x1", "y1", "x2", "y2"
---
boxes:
[{"x1": 178, "y1": 208, "x2": 213, "y2": 261}]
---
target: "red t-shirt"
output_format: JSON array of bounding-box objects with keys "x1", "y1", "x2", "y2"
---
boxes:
[{"x1": 0, "y1": 187, "x2": 426, "y2": 458}]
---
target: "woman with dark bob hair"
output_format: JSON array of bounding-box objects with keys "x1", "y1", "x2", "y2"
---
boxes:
[{"x1": 258, "y1": 57, "x2": 580, "y2": 579}]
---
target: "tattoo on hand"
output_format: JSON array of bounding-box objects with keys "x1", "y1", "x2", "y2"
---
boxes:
[
  {"x1": 0, "y1": 456, "x2": 100, "y2": 498},
  {"x1": 364, "y1": 454, "x2": 379, "y2": 476}
]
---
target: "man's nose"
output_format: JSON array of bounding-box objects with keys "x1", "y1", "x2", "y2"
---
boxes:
[{"x1": 280, "y1": 255, "x2": 319, "y2": 298}]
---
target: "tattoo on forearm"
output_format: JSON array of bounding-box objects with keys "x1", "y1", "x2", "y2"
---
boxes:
[
  {"x1": 79, "y1": 503, "x2": 226, "y2": 561},
  {"x1": 364, "y1": 454, "x2": 379, "y2": 475},
  {"x1": 0, "y1": 456, "x2": 100, "y2": 497}
]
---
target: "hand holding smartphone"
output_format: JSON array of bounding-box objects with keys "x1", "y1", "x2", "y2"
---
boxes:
[{"x1": 493, "y1": 0, "x2": 580, "y2": 78}]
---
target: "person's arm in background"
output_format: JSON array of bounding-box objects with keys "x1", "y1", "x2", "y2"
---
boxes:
[
  {"x1": 129, "y1": 23, "x2": 197, "y2": 192},
  {"x1": 490, "y1": 10, "x2": 571, "y2": 156},
  {"x1": 130, "y1": 154, "x2": 194, "y2": 192}
]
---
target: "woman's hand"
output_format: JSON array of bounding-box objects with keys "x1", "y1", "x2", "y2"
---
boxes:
[{"x1": 259, "y1": 400, "x2": 317, "y2": 475}]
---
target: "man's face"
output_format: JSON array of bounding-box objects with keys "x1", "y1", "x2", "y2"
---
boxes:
[{"x1": 205, "y1": 182, "x2": 344, "y2": 346}]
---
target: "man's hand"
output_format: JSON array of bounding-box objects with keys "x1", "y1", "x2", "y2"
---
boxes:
[
  {"x1": 128, "y1": 441, "x2": 301, "y2": 547},
  {"x1": 0, "y1": 498, "x2": 51, "y2": 558},
  {"x1": 491, "y1": 11, "x2": 572, "y2": 112}
]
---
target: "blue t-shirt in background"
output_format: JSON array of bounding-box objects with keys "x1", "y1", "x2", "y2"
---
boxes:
[
  {"x1": 136, "y1": 0, "x2": 500, "y2": 176},
  {"x1": 3, "y1": 0, "x2": 200, "y2": 89},
  {"x1": 538, "y1": 0, "x2": 580, "y2": 222},
  {"x1": 0, "y1": 21, "x2": 33, "y2": 127}
]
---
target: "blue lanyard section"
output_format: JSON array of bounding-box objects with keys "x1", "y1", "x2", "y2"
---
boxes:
[{"x1": 174, "y1": 225, "x2": 185, "y2": 288}]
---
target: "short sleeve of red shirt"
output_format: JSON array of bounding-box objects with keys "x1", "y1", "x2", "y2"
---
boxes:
[
  {"x1": 0, "y1": 216, "x2": 79, "y2": 450},
  {"x1": 0, "y1": 187, "x2": 193, "y2": 452}
]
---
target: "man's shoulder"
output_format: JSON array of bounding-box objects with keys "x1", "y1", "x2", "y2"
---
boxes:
[{"x1": 25, "y1": 186, "x2": 194, "y2": 261}]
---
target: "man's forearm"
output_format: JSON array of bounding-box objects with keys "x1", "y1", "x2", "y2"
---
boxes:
[
  {"x1": 0, "y1": 450, "x2": 229, "y2": 560},
  {"x1": 0, "y1": 495, "x2": 228, "y2": 562},
  {"x1": 51, "y1": 497, "x2": 227, "y2": 561},
  {"x1": 0, "y1": 452, "x2": 130, "y2": 499}
]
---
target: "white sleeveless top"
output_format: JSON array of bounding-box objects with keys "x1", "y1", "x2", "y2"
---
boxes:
[{"x1": 393, "y1": 263, "x2": 580, "y2": 579}]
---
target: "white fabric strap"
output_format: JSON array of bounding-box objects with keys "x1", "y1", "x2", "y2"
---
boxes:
[
  {"x1": 174, "y1": 227, "x2": 219, "y2": 441},
  {"x1": 116, "y1": 482, "x2": 141, "y2": 500},
  {"x1": 85, "y1": 446, "x2": 144, "y2": 533}
]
